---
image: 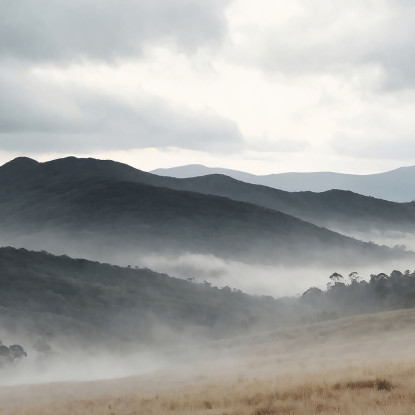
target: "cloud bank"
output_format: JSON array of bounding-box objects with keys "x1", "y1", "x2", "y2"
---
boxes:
[
  {"x1": 1, "y1": 0, "x2": 415, "y2": 170},
  {"x1": 0, "y1": 0, "x2": 229, "y2": 62}
]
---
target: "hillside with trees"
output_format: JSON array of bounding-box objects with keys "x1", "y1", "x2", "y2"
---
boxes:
[
  {"x1": 301, "y1": 269, "x2": 415, "y2": 322},
  {"x1": 0, "y1": 247, "x2": 284, "y2": 352}
]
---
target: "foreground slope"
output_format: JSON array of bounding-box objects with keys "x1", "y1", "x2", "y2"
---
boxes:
[
  {"x1": 153, "y1": 163, "x2": 415, "y2": 202},
  {"x1": 0, "y1": 157, "x2": 406, "y2": 266},
  {"x1": 2, "y1": 308, "x2": 415, "y2": 414}
]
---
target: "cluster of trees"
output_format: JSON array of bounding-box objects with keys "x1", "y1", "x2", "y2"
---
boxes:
[
  {"x1": 301, "y1": 269, "x2": 415, "y2": 320},
  {"x1": 0, "y1": 341, "x2": 27, "y2": 368}
]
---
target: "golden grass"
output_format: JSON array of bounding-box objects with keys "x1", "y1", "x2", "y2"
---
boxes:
[
  {"x1": 3, "y1": 308, "x2": 415, "y2": 414},
  {"x1": 3, "y1": 360, "x2": 415, "y2": 414}
]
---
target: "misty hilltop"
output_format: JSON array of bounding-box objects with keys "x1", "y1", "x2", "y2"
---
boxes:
[
  {"x1": 2, "y1": 247, "x2": 415, "y2": 355},
  {"x1": 0, "y1": 156, "x2": 410, "y2": 267},
  {"x1": 0, "y1": 247, "x2": 283, "y2": 350},
  {"x1": 152, "y1": 164, "x2": 415, "y2": 202}
]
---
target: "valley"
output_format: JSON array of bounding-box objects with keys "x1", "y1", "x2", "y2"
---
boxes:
[
  {"x1": 2, "y1": 3, "x2": 414, "y2": 413},
  {"x1": 1, "y1": 157, "x2": 415, "y2": 415}
]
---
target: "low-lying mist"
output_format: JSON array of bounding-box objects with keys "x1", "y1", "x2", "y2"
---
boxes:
[
  {"x1": 332, "y1": 227, "x2": 415, "y2": 253},
  {"x1": 4, "y1": 308, "x2": 415, "y2": 414},
  {"x1": 0, "y1": 347, "x2": 170, "y2": 387},
  {"x1": 1, "y1": 225, "x2": 415, "y2": 392},
  {"x1": 0, "y1": 322, "x2": 226, "y2": 387},
  {"x1": 135, "y1": 252, "x2": 414, "y2": 297},
  {"x1": 1, "y1": 243, "x2": 415, "y2": 393},
  {"x1": 1, "y1": 231, "x2": 414, "y2": 297}
]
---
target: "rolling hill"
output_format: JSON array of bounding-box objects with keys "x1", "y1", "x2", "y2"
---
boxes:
[
  {"x1": 0, "y1": 247, "x2": 283, "y2": 350},
  {"x1": 4, "y1": 156, "x2": 414, "y2": 239},
  {"x1": 1, "y1": 247, "x2": 415, "y2": 357},
  {"x1": 0, "y1": 157, "x2": 409, "y2": 267},
  {"x1": 162, "y1": 174, "x2": 415, "y2": 236},
  {"x1": 152, "y1": 164, "x2": 415, "y2": 202}
]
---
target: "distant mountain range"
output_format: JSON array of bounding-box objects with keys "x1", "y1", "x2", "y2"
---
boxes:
[
  {"x1": 143, "y1": 173, "x2": 415, "y2": 237},
  {"x1": 5, "y1": 157, "x2": 415, "y2": 236},
  {"x1": 0, "y1": 156, "x2": 409, "y2": 267},
  {"x1": 152, "y1": 164, "x2": 415, "y2": 202},
  {"x1": 7, "y1": 156, "x2": 411, "y2": 237}
]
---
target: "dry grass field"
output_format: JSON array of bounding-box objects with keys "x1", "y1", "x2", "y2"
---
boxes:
[
  {"x1": 2, "y1": 361, "x2": 415, "y2": 415},
  {"x1": 2, "y1": 308, "x2": 415, "y2": 415}
]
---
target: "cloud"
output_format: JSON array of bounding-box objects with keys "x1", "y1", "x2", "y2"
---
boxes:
[
  {"x1": 1, "y1": 0, "x2": 415, "y2": 169},
  {"x1": 329, "y1": 91, "x2": 415, "y2": 160},
  {"x1": 228, "y1": 0, "x2": 415, "y2": 89},
  {"x1": 0, "y1": 66, "x2": 242, "y2": 153},
  {"x1": 0, "y1": 0, "x2": 230, "y2": 62},
  {"x1": 249, "y1": 138, "x2": 310, "y2": 153},
  {"x1": 0, "y1": 0, "x2": 242, "y2": 155},
  {"x1": 331, "y1": 134, "x2": 415, "y2": 160}
]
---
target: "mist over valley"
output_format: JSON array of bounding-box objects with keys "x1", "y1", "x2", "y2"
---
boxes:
[
  {"x1": 1, "y1": 156, "x2": 415, "y2": 398},
  {"x1": 3, "y1": 1, "x2": 415, "y2": 411}
]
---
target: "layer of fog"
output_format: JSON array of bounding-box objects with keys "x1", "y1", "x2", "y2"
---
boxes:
[
  {"x1": 1, "y1": 241, "x2": 414, "y2": 389},
  {"x1": 1, "y1": 231, "x2": 414, "y2": 297},
  {"x1": 0, "y1": 324, "x2": 223, "y2": 387},
  {"x1": 0, "y1": 349, "x2": 169, "y2": 387},
  {"x1": 331, "y1": 227, "x2": 415, "y2": 253},
  {"x1": 134, "y1": 252, "x2": 414, "y2": 297},
  {"x1": 3, "y1": 309, "x2": 415, "y2": 409}
]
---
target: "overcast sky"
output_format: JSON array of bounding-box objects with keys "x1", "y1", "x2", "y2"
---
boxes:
[{"x1": 1, "y1": 0, "x2": 415, "y2": 174}]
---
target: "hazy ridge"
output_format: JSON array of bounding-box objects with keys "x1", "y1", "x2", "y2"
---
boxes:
[
  {"x1": 0, "y1": 157, "x2": 407, "y2": 267},
  {"x1": 153, "y1": 164, "x2": 415, "y2": 202}
]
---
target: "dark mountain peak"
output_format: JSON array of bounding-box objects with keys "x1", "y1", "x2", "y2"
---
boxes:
[
  {"x1": 2, "y1": 157, "x2": 39, "y2": 170},
  {"x1": 43, "y1": 156, "x2": 145, "y2": 175},
  {"x1": 0, "y1": 157, "x2": 40, "y2": 180},
  {"x1": 0, "y1": 156, "x2": 158, "y2": 185},
  {"x1": 44, "y1": 156, "x2": 124, "y2": 169}
]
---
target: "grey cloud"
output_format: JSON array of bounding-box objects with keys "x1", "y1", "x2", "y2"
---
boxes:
[
  {"x1": 0, "y1": 67, "x2": 242, "y2": 153},
  {"x1": 331, "y1": 133, "x2": 415, "y2": 160},
  {"x1": 329, "y1": 95, "x2": 415, "y2": 160},
  {"x1": 0, "y1": 0, "x2": 230, "y2": 62},
  {"x1": 249, "y1": 138, "x2": 310, "y2": 153},
  {"x1": 237, "y1": 0, "x2": 415, "y2": 90}
]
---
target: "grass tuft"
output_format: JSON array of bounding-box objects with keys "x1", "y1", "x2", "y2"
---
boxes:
[{"x1": 343, "y1": 378, "x2": 393, "y2": 391}]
